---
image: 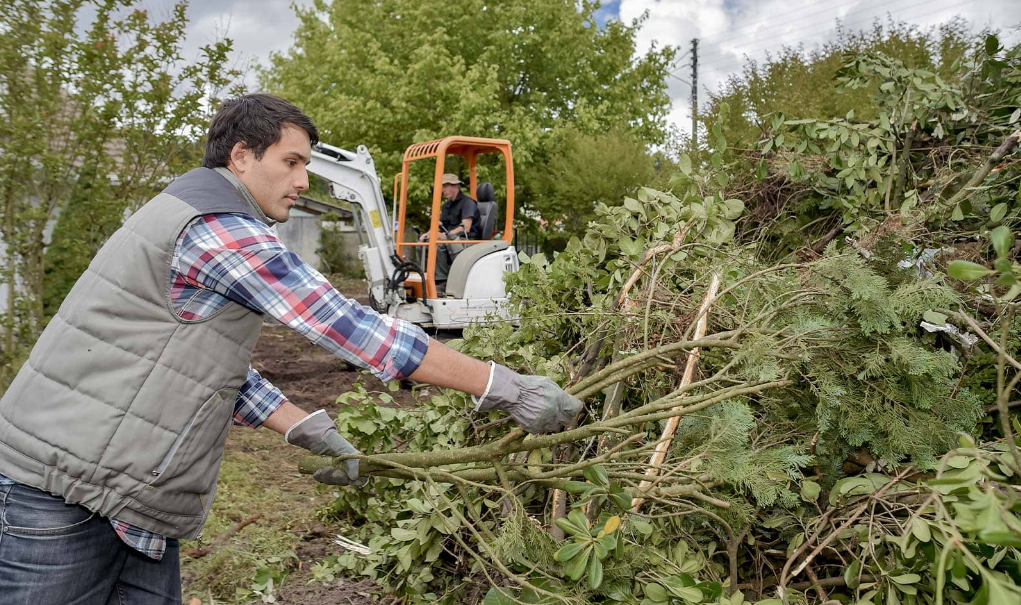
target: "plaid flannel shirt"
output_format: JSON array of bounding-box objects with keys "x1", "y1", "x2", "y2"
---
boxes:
[{"x1": 0, "y1": 212, "x2": 429, "y2": 559}]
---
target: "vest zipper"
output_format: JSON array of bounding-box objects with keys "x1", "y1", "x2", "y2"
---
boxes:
[{"x1": 151, "y1": 413, "x2": 202, "y2": 478}]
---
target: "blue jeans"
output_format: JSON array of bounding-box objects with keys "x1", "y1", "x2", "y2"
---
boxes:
[{"x1": 0, "y1": 483, "x2": 181, "y2": 604}]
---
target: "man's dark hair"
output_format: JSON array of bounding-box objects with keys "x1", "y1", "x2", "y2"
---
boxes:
[{"x1": 202, "y1": 94, "x2": 319, "y2": 168}]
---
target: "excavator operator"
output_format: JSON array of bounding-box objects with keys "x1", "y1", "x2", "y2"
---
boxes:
[{"x1": 418, "y1": 173, "x2": 481, "y2": 295}]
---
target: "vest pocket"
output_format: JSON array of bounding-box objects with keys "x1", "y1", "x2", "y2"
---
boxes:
[{"x1": 135, "y1": 388, "x2": 236, "y2": 515}]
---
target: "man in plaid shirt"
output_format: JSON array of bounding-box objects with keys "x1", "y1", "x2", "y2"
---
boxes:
[{"x1": 0, "y1": 94, "x2": 581, "y2": 604}]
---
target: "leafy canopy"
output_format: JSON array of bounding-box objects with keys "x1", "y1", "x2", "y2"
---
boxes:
[
  {"x1": 0, "y1": 0, "x2": 239, "y2": 383},
  {"x1": 262, "y1": 0, "x2": 675, "y2": 226},
  {"x1": 702, "y1": 19, "x2": 974, "y2": 151}
]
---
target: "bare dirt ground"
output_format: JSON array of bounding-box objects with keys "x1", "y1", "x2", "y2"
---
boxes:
[{"x1": 181, "y1": 279, "x2": 428, "y2": 605}]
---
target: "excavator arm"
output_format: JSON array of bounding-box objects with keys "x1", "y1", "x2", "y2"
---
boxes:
[{"x1": 306, "y1": 143, "x2": 403, "y2": 311}]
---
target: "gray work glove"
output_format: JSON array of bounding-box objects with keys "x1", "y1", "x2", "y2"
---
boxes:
[
  {"x1": 286, "y1": 410, "x2": 366, "y2": 486},
  {"x1": 474, "y1": 363, "x2": 583, "y2": 433}
]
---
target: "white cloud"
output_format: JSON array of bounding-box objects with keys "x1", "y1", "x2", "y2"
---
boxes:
[
  {"x1": 128, "y1": 0, "x2": 315, "y2": 89},
  {"x1": 111, "y1": 0, "x2": 1021, "y2": 135},
  {"x1": 619, "y1": 0, "x2": 1021, "y2": 136}
]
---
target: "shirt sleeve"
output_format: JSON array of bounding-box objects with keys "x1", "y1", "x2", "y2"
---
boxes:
[
  {"x1": 176, "y1": 213, "x2": 430, "y2": 382},
  {"x1": 233, "y1": 366, "x2": 287, "y2": 428},
  {"x1": 459, "y1": 199, "x2": 477, "y2": 222}
]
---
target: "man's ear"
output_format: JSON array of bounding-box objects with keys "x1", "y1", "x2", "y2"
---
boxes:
[{"x1": 228, "y1": 141, "x2": 250, "y2": 172}]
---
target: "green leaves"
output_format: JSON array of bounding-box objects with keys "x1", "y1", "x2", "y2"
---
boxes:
[
  {"x1": 990, "y1": 226, "x2": 1013, "y2": 258},
  {"x1": 890, "y1": 573, "x2": 921, "y2": 585},
  {"x1": 2, "y1": 0, "x2": 241, "y2": 378},
  {"x1": 947, "y1": 260, "x2": 994, "y2": 281},
  {"x1": 618, "y1": 235, "x2": 644, "y2": 257},
  {"x1": 985, "y1": 34, "x2": 1000, "y2": 55},
  {"x1": 609, "y1": 485, "x2": 633, "y2": 511},
  {"x1": 799, "y1": 479, "x2": 821, "y2": 502},
  {"x1": 910, "y1": 517, "x2": 932, "y2": 543},
  {"x1": 623, "y1": 196, "x2": 645, "y2": 215},
  {"x1": 554, "y1": 509, "x2": 590, "y2": 538},
  {"x1": 644, "y1": 583, "x2": 669, "y2": 602},
  {"x1": 678, "y1": 153, "x2": 692, "y2": 176},
  {"x1": 583, "y1": 464, "x2": 609, "y2": 488},
  {"x1": 390, "y1": 527, "x2": 418, "y2": 541},
  {"x1": 587, "y1": 556, "x2": 603, "y2": 589},
  {"x1": 562, "y1": 546, "x2": 590, "y2": 580},
  {"x1": 553, "y1": 510, "x2": 623, "y2": 590},
  {"x1": 631, "y1": 518, "x2": 654, "y2": 535},
  {"x1": 553, "y1": 541, "x2": 584, "y2": 562},
  {"x1": 947, "y1": 227, "x2": 1019, "y2": 296},
  {"x1": 641, "y1": 575, "x2": 707, "y2": 604},
  {"x1": 562, "y1": 480, "x2": 595, "y2": 495},
  {"x1": 719, "y1": 199, "x2": 745, "y2": 220}
]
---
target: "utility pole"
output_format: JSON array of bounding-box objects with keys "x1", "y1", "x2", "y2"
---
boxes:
[{"x1": 691, "y1": 38, "x2": 698, "y2": 149}]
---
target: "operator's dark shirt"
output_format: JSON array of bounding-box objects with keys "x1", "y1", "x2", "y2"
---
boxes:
[{"x1": 439, "y1": 190, "x2": 482, "y2": 239}]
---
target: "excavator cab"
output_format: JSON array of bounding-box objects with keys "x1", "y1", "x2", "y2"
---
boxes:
[
  {"x1": 306, "y1": 136, "x2": 518, "y2": 329},
  {"x1": 395, "y1": 137, "x2": 516, "y2": 301}
]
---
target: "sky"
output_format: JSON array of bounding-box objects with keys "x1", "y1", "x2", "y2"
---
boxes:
[{"x1": 133, "y1": 0, "x2": 1021, "y2": 137}]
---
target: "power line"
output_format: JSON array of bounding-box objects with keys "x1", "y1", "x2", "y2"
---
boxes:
[
  {"x1": 700, "y1": 0, "x2": 970, "y2": 64},
  {"x1": 701, "y1": 0, "x2": 970, "y2": 56},
  {"x1": 710, "y1": 0, "x2": 972, "y2": 64},
  {"x1": 701, "y1": 0, "x2": 897, "y2": 55},
  {"x1": 701, "y1": 0, "x2": 874, "y2": 45},
  {"x1": 669, "y1": 62, "x2": 691, "y2": 77},
  {"x1": 698, "y1": 0, "x2": 973, "y2": 73}
]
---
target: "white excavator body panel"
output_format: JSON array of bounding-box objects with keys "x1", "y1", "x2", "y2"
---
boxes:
[{"x1": 306, "y1": 140, "x2": 520, "y2": 330}]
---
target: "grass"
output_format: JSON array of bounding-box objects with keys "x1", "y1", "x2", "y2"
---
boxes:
[{"x1": 180, "y1": 426, "x2": 334, "y2": 603}]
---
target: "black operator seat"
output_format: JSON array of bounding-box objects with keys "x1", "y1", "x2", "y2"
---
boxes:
[{"x1": 475, "y1": 182, "x2": 498, "y2": 240}]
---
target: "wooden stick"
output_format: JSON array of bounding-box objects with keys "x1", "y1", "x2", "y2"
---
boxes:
[
  {"x1": 617, "y1": 218, "x2": 696, "y2": 310},
  {"x1": 632, "y1": 273, "x2": 722, "y2": 512},
  {"x1": 945, "y1": 129, "x2": 1021, "y2": 208},
  {"x1": 183, "y1": 513, "x2": 262, "y2": 559},
  {"x1": 550, "y1": 221, "x2": 696, "y2": 530}
]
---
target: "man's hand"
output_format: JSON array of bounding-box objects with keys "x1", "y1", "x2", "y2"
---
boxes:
[
  {"x1": 475, "y1": 364, "x2": 583, "y2": 433},
  {"x1": 418, "y1": 232, "x2": 429, "y2": 242},
  {"x1": 285, "y1": 410, "x2": 366, "y2": 486}
]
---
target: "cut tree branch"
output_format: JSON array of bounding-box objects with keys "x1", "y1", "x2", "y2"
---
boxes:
[
  {"x1": 183, "y1": 514, "x2": 262, "y2": 559},
  {"x1": 945, "y1": 129, "x2": 1021, "y2": 208},
  {"x1": 633, "y1": 273, "x2": 721, "y2": 511}
]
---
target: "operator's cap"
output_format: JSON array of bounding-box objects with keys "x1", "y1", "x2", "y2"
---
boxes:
[{"x1": 441, "y1": 173, "x2": 463, "y2": 186}]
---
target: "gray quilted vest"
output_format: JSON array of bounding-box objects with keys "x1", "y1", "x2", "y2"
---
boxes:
[{"x1": 0, "y1": 167, "x2": 270, "y2": 539}]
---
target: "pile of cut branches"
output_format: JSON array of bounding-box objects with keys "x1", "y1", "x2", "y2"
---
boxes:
[
  {"x1": 300, "y1": 188, "x2": 1017, "y2": 604},
  {"x1": 300, "y1": 44, "x2": 1021, "y2": 605}
]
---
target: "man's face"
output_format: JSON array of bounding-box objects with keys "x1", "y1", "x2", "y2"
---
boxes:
[
  {"x1": 228, "y1": 125, "x2": 311, "y2": 223},
  {"x1": 441, "y1": 183, "x2": 459, "y2": 201}
]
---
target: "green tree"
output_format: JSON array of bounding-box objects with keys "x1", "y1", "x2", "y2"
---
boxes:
[
  {"x1": 0, "y1": 0, "x2": 239, "y2": 384},
  {"x1": 527, "y1": 126, "x2": 663, "y2": 250},
  {"x1": 702, "y1": 19, "x2": 974, "y2": 151},
  {"x1": 262, "y1": 0, "x2": 675, "y2": 229},
  {"x1": 688, "y1": 19, "x2": 1021, "y2": 261}
]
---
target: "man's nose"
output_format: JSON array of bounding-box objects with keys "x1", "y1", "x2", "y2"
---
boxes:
[{"x1": 296, "y1": 167, "x2": 309, "y2": 192}]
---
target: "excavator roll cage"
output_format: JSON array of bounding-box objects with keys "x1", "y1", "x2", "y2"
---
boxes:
[
  {"x1": 394, "y1": 136, "x2": 515, "y2": 300},
  {"x1": 306, "y1": 136, "x2": 518, "y2": 329}
]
